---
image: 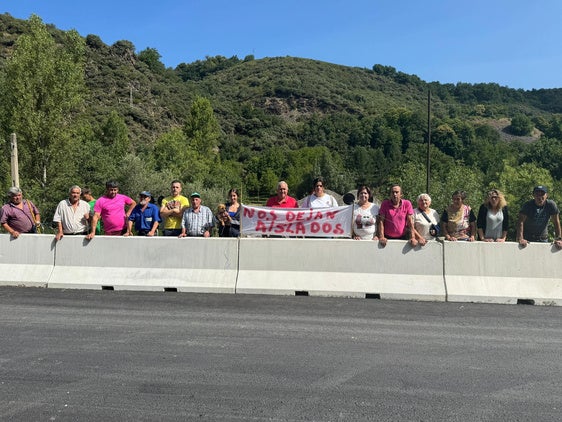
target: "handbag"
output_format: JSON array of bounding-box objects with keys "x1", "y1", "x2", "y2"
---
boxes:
[
  {"x1": 421, "y1": 211, "x2": 440, "y2": 237},
  {"x1": 26, "y1": 200, "x2": 42, "y2": 234}
]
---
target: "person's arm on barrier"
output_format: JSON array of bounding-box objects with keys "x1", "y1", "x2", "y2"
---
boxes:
[
  {"x1": 2, "y1": 222, "x2": 19, "y2": 239},
  {"x1": 378, "y1": 214, "x2": 387, "y2": 247},
  {"x1": 148, "y1": 220, "x2": 159, "y2": 237},
  {"x1": 516, "y1": 213, "x2": 528, "y2": 247},
  {"x1": 86, "y1": 212, "x2": 100, "y2": 240},
  {"x1": 407, "y1": 214, "x2": 418, "y2": 247},
  {"x1": 124, "y1": 220, "x2": 134, "y2": 237},
  {"x1": 55, "y1": 221, "x2": 64, "y2": 241}
]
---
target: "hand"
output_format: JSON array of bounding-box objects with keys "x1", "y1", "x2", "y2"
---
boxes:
[
  {"x1": 554, "y1": 239, "x2": 562, "y2": 250},
  {"x1": 446, "y1": 235, "x2": 456, "y2": 241},
  {"x1": 468, "y1": 236, "x2": 475, "y2": 242},
  {"x1": 379, "y1": 237, "x2": 387, "y2": 247},
  {"x1": 147, "y1": 231, "x2": 155, "y2": 237},
  {"x1": 495, "y1": 238, "x2": 506, "y2": 243},
  {"x1": 409, "y1": 238, "x2": 418, "y2": 247},
  {"x1": 124, "y1": 231, "x2": 132, "y2": 237},
  {"x1": 55, "y1": 232, "x2": 64, "y2": 241},
  {"x1": 11, "y1": 230, "x2": 20, "y2": 239},
  {"x1": 518, "y1": 238, "x2": 528, "y2": 247},
  {"x1": 418, "y1": 237, "x2": 427, "y2": 246},
  {"x1": 178, "y1": 233, "x2": 186, "y2": 238},
  {"x1": 484, "y1": 238, "x2": 494, "y2": 242},
  {"x1": 86, "y1": 232, "x2": 95, "y2": 240}
]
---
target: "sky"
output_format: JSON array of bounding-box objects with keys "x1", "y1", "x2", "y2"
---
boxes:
[{"x1": 2, "y1": 1, "x2": 561, "y2": 90}]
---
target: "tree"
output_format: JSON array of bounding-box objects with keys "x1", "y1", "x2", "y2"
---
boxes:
[
  {"x1": 184, "y1": 96, "x2": 221, "y2": 156},
  {"x1": 138, "y1": 47, "x2": 165, "y2": 73},
  {"x1": 0, "y1": 14, "x2": 85, "y2": 190},
  {"x1": 509, "y1": 114, "x2": 533, "y2": 136}
]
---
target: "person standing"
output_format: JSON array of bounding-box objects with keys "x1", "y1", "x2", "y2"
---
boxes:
[
  {"x1": 517, "y1": 185, "x2": 562, "y2": 249},
  {"x1": 0, "y1": 187, "x2": 41, "y2": 238},
  {"x1": 86, "y1": 181, "x2": 136, "y2": 238},
  {"x1": 302, "y1": 177, "x2": 338, "y2": 208},
  {"x1": 53, "y1": 185, "x2": 91, "y2": 241},
  {"x1": 125, "y1": 191, "x2": 161, "y2": 236},
  {"x1": 160, "y1": 180, "x2": 190, "y2": 237},
  {"x1": 441, "y1": 190, "x2": 477, "y2": 242},
  {"x1": 412, "y1": 193, "x2": 440, "y2": 246},
  {"x1": 266, "y1": 181, "x2": 299, "y2": 208},
  {"x1": 477, "y1": 189, "x2": 509, "y2": 242},
  {"x1": 81, "y1": 186, "x2": 101, "y2": 235},
  {"x1": 225, "y1": 188, "x2": 241, "y2": 237},
  {"x1": 378, "y1": 184, "x2": 416, "y2": 247},
  {"x1": 179, "y1": 192, "x2": 215, "y2": 238},
  {"x1": 352, "y1": 185, "x2": 379, "y2": 240}
]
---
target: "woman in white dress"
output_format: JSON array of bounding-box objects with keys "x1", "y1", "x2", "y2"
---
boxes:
[
  {"x1": 302, "y1": 177, "x2": 338, "y2": 208},
  {"x1": 352, "y1": 185, "x2": 379, "y2": 240},
  {"x1": 413, "y1": 193, "x2": 440, "y2": 245}
]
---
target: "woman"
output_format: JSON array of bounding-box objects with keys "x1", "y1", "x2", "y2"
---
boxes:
[
  {"x1": 352, "y1": 185, "x2": 379, "y2": 240},
  {"x1": 477, "y1": 189, "x2": 509, "y2": 242},
  {"x1": 413, "y1": 193, "x2": 440, "y2": 245},
  {"x1": 441, "y1": 190, "x2": 477, "y2": 241},
  {"x1": 225, "y1": 188, "x2": 241, "y2": 237},
  {"x1": 302, "y1": 177, "x2": 338, "y2": 208}
]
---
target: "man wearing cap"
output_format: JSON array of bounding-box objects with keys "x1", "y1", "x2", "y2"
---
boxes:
[
  {"x1": 517, "y1": 185, "x2": 562, "y2": 249},
  {"x1": 179, "y1": 192, "x2": 215, "y2": 237},
  {"x1": 124, "y1": 191, "x2": 161, "y2": 237},
  {"x1": 53, "y1": 185, "x2": 91, "y2": 241},
  {"x1": 86, "y1": 181, "x2": 136, "y2": 239},
  {"x1": 160, "y1": 180, "x2": 190, "y2": 237}
]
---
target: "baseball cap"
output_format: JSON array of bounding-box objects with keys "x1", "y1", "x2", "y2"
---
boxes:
[
  {"x1": 140, "y1": 191, "x2": 152, "y2": 197},
  {"x1": 533, "y1": 185, "x2": 548, "y2": 193},
  {"x1": 190, "y1": 192, "x2": 201, "y2": 198}
]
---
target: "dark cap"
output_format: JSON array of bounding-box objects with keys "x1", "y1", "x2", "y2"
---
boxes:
[
  {"x1": 533, "y1": 185, "x2": 548, "y2": 193},
  {"x1": 140, "y1": 191, "x2": 152, "y2": 197},
  {"x1": 190, "y1": 192, "x2": 201, "y2": 198}
]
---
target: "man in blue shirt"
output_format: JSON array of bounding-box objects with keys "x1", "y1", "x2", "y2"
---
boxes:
[{"x1": 125, "y1": 191, "x2": 161, "y2": 236}]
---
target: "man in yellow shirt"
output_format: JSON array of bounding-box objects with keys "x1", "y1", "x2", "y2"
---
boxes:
[{"x1": 159, "y1": 180, "x2": 190, "y2": 236}]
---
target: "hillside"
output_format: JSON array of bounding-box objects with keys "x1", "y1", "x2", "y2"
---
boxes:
[{"x1": 2, "y1": 12, "x2": 562, "y2": 232}]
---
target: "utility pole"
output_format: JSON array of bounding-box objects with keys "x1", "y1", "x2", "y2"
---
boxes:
[
  {"x1": 10, "y1": 133, "x2": 19, "y2": 188},
  {"x1": 426, "y1": 90, "x2": 431, "y2": 194}
]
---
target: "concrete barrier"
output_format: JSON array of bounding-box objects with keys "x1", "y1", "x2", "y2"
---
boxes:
[
  {"x1": 444, "y1": 241, "x2": 562, "y2": 306},
  {"x1": 236, "y1": 238, "x2": 446, "y2": 301},
  {"x1": 48, "y1": 236, "x2": 238, "y2": 293},
  {"x1": 0, "y1": 234, "x2": 55, "y2": 287}
]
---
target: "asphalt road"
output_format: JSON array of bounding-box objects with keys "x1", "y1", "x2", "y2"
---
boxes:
[{"x1": 1, "y1": 287, "x2": 561, "y2": 421}]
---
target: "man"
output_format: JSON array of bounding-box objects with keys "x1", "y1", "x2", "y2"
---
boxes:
[
  {"x1": 81, "y1": 186, "x2": 100, "y2": 235},
  {"x1": 125, "y1": 191, "x2": 161, "y2": 236},
  {"x1": 378, "y1": 184, "x2": 417, "y2": 247},
  {"x1": 517, "y1": 185, "x2": 562, "y2": 249},
  {"x1": 0, "y1": 187, "x2": 40, "y2": 238},
  {"x1": 160, "y1": 180, "x2": 190, "y2": 236},
  {"x1": 86, "y1": 181, "x2": 136, "y2": 239},
  {"x1": 53, "y1": 185, "x2": 91, "y2": 241},
  {"x1": 179, "y1": 192, "x2": 215, "y2": 237},
  {"x1": 266, "y1": 181, "x2": 299, "y2": 208}
]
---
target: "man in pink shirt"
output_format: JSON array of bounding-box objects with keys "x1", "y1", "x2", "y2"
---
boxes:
[
  {"x1": 266, "y1": 181, "x2": 298, "y2": 208},
  {"x1": 378, "y1": 184, "x2": 417, "y2": 247},
  {"x1": 86, "y1": 181, "x2": 136, "y2": 238}
]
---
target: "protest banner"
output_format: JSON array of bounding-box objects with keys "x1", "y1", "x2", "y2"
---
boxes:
[{"x1": 241, "y1": 204, "x2": 353, "y2": 237}]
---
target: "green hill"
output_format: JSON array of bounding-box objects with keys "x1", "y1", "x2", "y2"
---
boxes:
[{"x1": 2, "y1": 12, "x2": 562, "y2": 238}]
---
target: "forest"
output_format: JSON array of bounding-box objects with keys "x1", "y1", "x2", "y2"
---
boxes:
[{"x1": 2, "y1": 13, "x2": 562, "y2": 239}]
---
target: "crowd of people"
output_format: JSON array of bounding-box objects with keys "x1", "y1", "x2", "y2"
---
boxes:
[{"x1": 1, "y1": 179, "x2": 562, "y2": 249}]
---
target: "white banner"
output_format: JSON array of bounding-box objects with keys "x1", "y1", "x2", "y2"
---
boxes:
[{"x1": 241, "y1": 204, "x2": 353, "y2": 237}]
